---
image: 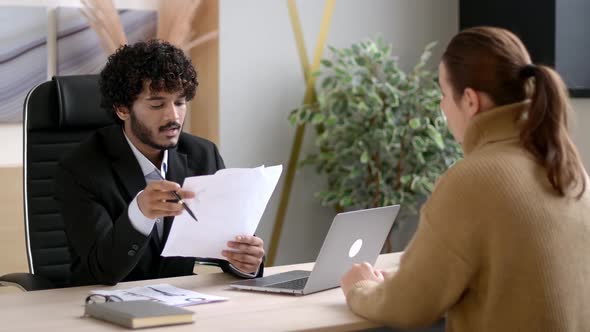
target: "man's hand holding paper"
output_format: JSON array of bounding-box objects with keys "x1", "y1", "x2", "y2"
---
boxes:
[
  {"x1": 223, "y1": 235, "x2": 265, "y2": 274},
  {"x1": 161, "y1": 165, "x2": 282, "y2": 265}
]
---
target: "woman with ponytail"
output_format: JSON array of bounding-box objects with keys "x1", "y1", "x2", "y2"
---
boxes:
[{"x1": 341, "y1": 27, "x2": 590, "y2": 331}]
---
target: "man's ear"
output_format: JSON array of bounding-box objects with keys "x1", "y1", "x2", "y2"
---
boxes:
[
  {"x1": 462, "y1": 87, "x2": 481, "y2": 117},
  {"x1": 114, "y1": 106, "x2": 130, "y2": 121}
]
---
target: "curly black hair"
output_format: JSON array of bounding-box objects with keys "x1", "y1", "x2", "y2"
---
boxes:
[{"x1": 99, "y1": 39, "x2": 198, "y2": 124}]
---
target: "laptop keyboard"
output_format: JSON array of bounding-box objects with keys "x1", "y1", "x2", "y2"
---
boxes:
[{"x1": 268, "y1": 277, "x2": 309, "y2": 290}]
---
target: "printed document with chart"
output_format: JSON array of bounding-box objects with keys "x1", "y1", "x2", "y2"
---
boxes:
[{"x1": 161, "y1": 165, "x2": 282, "y2": 259}]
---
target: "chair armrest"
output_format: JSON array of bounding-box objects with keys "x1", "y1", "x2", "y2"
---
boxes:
[{"x1": 0, "y1": 273, "x2": 55, "y2": 291}]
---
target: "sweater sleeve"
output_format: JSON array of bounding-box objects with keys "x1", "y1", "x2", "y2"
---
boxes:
[
  {"x1": 346, "y1": 162, "x2": 483, "y2": 329},
  {"x1": 346, "y1": 215, "x2": 473, "y2": 328}
]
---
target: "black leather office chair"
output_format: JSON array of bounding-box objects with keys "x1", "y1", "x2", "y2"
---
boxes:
[{"x1": 0, "y1": 75, "x2": 115, "y2": 291}]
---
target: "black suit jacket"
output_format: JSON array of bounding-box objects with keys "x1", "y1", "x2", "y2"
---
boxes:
[{"x1": 55, "y1": 125, "x2": 263, "y2": 286}]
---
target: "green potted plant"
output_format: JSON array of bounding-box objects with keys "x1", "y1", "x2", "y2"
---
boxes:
[{"x1": 289, "y1": 37, "x2": 462, "y2": 250}]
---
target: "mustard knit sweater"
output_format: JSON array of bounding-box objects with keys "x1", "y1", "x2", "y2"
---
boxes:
[{"x1": 346, "y1": 101, "x2": 590, "y2": 331}]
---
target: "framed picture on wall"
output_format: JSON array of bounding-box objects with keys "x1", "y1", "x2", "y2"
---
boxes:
[
  {"x1": 0, "y1": 7, "x2": 47, "y2": 123},
  {"x1": 57, "y1": 7, "x2": 156, "y2": 75}
]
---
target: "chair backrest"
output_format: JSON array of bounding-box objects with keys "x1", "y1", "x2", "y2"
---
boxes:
[{"x1": 24, "y1": 75, "x2": 115, "y2": 288}]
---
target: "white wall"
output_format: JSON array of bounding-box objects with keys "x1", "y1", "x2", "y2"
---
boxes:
[
  {"x1": 0, "y1": 124, "x2": 22, "y2": 167},
  {"x1": 219, "y1": 0, "x2": 459, "y2": 264}
]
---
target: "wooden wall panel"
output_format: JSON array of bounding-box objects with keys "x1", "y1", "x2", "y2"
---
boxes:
[
  {"x1": 189, "y1": 0, "x2": 219, "y2": 145},
  {"x1": 0, "y1": 167, "x2": 27, "y2": 278}
]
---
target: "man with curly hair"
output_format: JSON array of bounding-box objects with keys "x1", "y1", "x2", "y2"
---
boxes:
[{"x1": 55, "y1": 40, "x2": 264, "y2": 286}]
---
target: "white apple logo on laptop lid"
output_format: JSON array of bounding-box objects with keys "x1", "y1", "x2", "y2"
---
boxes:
[{"x1": 348, "y1": 239, "x2": 363, "y2": 258}]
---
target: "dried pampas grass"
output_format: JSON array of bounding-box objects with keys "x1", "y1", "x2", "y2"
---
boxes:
[
  {"x1": 81, "y1": 0, "x2": 218, "y2": 54},
  {"x1": 80, "y1": 0, "x2": 127, "y2": 54},
  {"x1": 157, "y1": 0, "x2": 218, "y2": 51}
]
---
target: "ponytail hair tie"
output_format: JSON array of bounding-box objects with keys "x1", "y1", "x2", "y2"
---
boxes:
[{"x1": 520, "y1": 64, "x2": 537, "y2": 79}]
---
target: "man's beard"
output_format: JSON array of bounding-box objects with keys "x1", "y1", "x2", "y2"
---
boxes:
[{"x1": 130, "y1": 110, "x2": 181, "y2": 150}]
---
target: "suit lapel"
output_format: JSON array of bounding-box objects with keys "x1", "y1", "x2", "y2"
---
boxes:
[
  {"x1": 162, "y1": 148, "x2": 188, "y2": 246},
  {"x1": 103, "y1": 126, "x2": 146, "y2": 201},
  {"x1": 101, "y1": 126, "x2": 166, "y2": 258}
]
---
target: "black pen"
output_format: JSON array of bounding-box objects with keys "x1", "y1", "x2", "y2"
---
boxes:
[
  {"x1": 148, "y1": 286, "x2": 185, "y2": 296},
  {"x1": 153, "y1": 169, "x2": 199, "y2": 222}
]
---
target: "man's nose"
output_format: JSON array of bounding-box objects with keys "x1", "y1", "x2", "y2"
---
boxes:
[{"x1": 164, "y1": 103, "x2": 181, "y2": 120}]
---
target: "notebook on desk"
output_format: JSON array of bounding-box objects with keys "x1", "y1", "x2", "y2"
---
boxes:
[
  {"x1": 231, "y1": 205, "x2": 400, "y2": 295},
  {"x1": 84, "y1": 300, "x2": 195, "y2": 329}
]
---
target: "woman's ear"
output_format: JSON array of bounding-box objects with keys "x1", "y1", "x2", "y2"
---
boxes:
[
  {"x1": 461, "y1": 87, "x2": 481, "y2": 117},
  {"x1": 115, "y1": 106, "x2": 130, "y2": 121}
]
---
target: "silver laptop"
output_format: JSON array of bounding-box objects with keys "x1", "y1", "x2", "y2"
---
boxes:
[{"x1": 230, "y1": 205, "x2": 400, "y2": 295}]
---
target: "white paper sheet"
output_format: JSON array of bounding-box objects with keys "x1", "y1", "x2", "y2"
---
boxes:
[
  {"x1": 90, "y1": 284, "x2": 227, "y2": 307},
  {"x1": 161, "y1": 165, "x2": 282, "y2": 259}
]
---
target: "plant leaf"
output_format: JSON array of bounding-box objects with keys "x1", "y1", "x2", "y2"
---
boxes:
[
  {"x1": 360, "y1": 151, "x2": 369, "y2": 164},
  {"x1": 312, "y1": 113, "x2": 326, "y2": 125},
  {"x1": 409, "y1": 118, "x2": 421, "y2": 129},
  {"x1": 427, "y1": 124, "x2": 445, "y2": 149},
  {"x1": 339, "y1": 197, "x2": 353, "y2": 207},
  {"x1": 321, "y1": 59, "x2": 332, "y2": 68}
]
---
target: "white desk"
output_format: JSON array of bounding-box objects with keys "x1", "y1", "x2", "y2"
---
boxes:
[{"x1": 0, "y1": 253, "x2": 402, "y2": 331}]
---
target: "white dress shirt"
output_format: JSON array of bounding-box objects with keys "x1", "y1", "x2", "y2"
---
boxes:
[{"x1": 123, "y1": 130, "x2": 168, "y2": 239}]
